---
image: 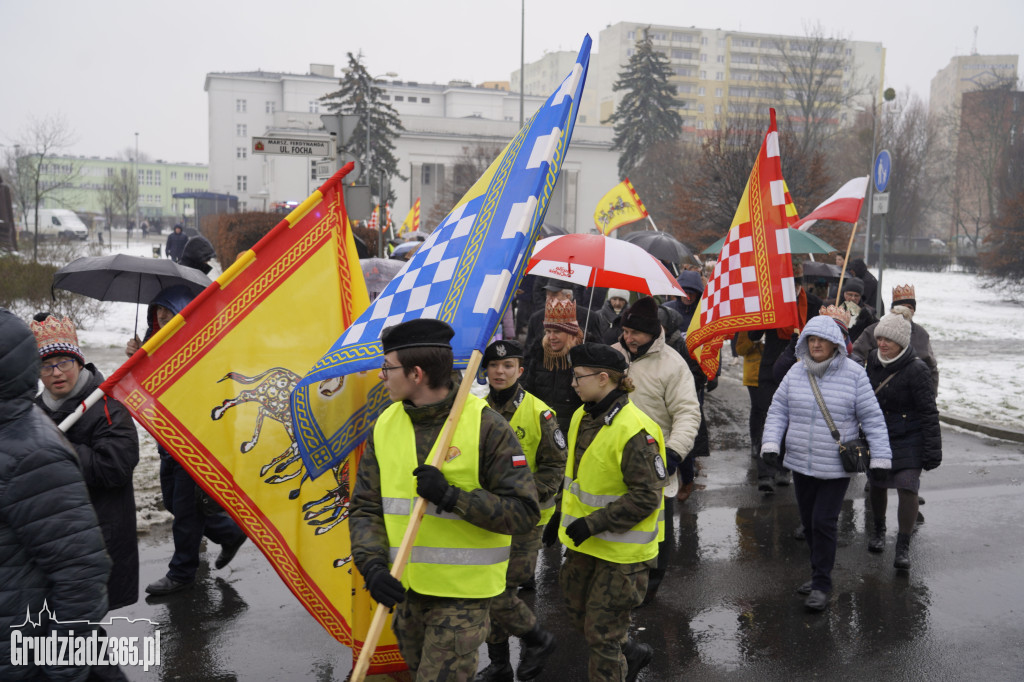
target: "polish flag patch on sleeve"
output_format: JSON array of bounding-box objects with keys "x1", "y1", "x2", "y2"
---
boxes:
[
  {"x1": 542, "y1": 410, "x2": 554, "y2": 421},
  {"x1": 512, "y1": 452, "x2": 528, "y2": 468},
  {"x1": 645, "y1": 435, "x2": 656, "y2": 446}
]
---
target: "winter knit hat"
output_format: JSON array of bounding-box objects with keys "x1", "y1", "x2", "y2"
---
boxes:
[
  {"x1": 606, "y1": 288, "x2": 630, "y2": 302},
  {"x1": 30, "y1": 315, "x2": 85, "y2": 365},
  {"x1": 620, "y1": 296, "x2": 662, "y2": 336},
  {"x1": 543, "y1": 299, "x2": 580, "y2": 335},
  {"x1": 841, "y1": 277, "x2": 864, "y2": 295},
  {"x1": 874, "y1": 312, "x2": 911, "y2": 349}
]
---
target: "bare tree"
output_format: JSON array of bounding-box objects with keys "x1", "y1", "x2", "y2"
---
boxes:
[
  {"x1": 8, "y1": 114, "x2": 81, "y2": 261},
  {"x1": 944, "y1": 84, "x2": 1023, "y2": 252},
  {"x1": 425, "y1": 143, "x2": 504, "y2": 228},
  {"x1": 107, "y1": 168, "x2": 139, "y2": 240},
  {"x1": 763, "y1": 24, "x2": 870, "y2": 162}
]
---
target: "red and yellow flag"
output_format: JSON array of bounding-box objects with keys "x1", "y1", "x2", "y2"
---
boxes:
[
  {"x1": 100, "y1": 164, "x2": 403, "y2": 673},
  {"x1": 399, "y1": 197, "x2": 420, "y2": 236},
  {"x1": 595, "y1": 178, "x2": 649, "y2": 234},
  {"x1": 685, "y1": 109, "x2": 800, "y2": 380}
]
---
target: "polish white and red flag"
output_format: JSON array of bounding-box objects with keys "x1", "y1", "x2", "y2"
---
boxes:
[{"x1": 791, "y1": 176, "x2": 869, "y2": 231}]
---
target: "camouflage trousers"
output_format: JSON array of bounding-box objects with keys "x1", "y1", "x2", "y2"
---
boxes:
[
  {"x1": 558, "y1": 549, "x2": 649, "y2": 682},
  {"x1": 486, "y1": 525, "x2": 542, "y2": 643},
  {"x1": 392, "y1": 591, "x2": 491, "y2": 682}
]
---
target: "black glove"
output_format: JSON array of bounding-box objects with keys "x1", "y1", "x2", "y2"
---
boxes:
[
  {"x1": 762, "y1": 450, "x2": 781, "y2": 469},
  {"x1": 922, "y1": 459, "x2": 940, "y2": 472},
  {"x1": 706, "y1": 377, "x2": 719, "y2": 392},
  {"x1": 565, "y1": 517, "x2": 592, "y2": 546},
  {"x1": 413, "y1": 464, "x2": 460, "y2": 512},
  {"x1": 665, "y1": 448, "x2": 683, "y2": 476},
  {"x1": 543, "y1": 511, "x2": 561, "y2": 547},
  {"x1": 361, "y1": 559, "x2": 405, "y2": 607}
]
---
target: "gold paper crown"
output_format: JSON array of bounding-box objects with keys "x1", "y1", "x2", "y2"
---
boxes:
[
  {"x1": 543, "y1": 298, "x2": 580, "y2": 333},
  {"x1": 891, "y1": 283, "x2": 916, "y2": 302},
  {"x1": 29, "y1": 315, "x2": 84, "y2": 362},
  {"x1": 819, "y1": 304, "x2": 852, "y2": 327}
]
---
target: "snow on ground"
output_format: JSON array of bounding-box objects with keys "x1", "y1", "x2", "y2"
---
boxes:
[{"x1": 36, "y1": 238, "x2": 1024, "y2": 532}]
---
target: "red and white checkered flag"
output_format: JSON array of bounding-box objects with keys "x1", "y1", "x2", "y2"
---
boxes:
[{"x1": 686, "y1": 108, "x2": 800, "y2": 380}]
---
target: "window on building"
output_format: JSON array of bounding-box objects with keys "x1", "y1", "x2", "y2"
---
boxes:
[
  {"x1": 240, "y1": 201, "x2": 247, "y2": 211},
  {"x1": 700, "y1": 70, "x2": 707, "y2": 79},
  {"x1": 717, "y1": 55, "x2": 725, "y2": 63},
  {"x1": 697, "y1": 120, "x2": 705, "y2": 130},
  {"x1": 701, "y1": 36, "x2": 708, "y2": 45},
  {"x1": 698, "y1": 103, "x2": 705, "y2": 112},
  {"x1": 236, "y1": 99, "x2": 247, "y2": 113},
  {"x1": 408, "y1": 96, "x2": 417, "y2": 103},
  {"x1": 627, "y1": 31, "x2": 634, "y2": 40},
  {"x1": 716, "y1": 72, "x2": 724, "y2": 81},
  {"x1": 237, "y1": 175, "x2": 247, "y2": 191},
  {"x1": 394, "y1": 95, "x2": 404, "y2": 102},
  {"x1": 170, "y1": 171, "x2": 177, "y2": 179},
  {"x1": 421, "y1": 97, "x2": 430, "y2": 103},
  {"x1": 700, "y1": 54, "x2": 708, "y2": 63},
  {"x1": 237, "y1": 147, "x2": 247, "y2": 159},
  {"x1": 715, "y1": 104, "x2": 723, "y2": 114},
  {"x1": 422, "y1": 165, "x2": 432, "y2": 185},
  {"x1": 308, "y1": 101, "x2": 320, "y2": 113},
  {"x1": 266, "y1": 101, "x2": 276, "y2": 114},
  {"x1": 715, "y1": 88, "x2": 723, "y2": 97},
  {"x1": 237, "y1": 124, "x2": 247, "y2": 137},
  {"x1": 698, "y1": 86, "x2": 706, "y2": 96},
  {"x1": 381, "y1": 94, "x2": 390, "y2": 100}
]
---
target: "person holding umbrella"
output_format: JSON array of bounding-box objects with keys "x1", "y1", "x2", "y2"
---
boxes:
[{"x1": 129, "y1": 285, "x2": 248, "y2": 596}]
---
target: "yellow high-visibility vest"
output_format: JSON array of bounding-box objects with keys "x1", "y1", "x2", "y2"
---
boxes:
[
  {"x1": 376, "y1": 395, "x2": 510, "y2": 598},
  {"x1": 508, "y1": 390, "x2": 558, "y2": 525},
  {"x1": 559, "y1": 400, "x2": 665, "y2": 563}
]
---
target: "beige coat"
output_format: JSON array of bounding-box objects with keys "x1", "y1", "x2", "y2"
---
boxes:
[{"x1": 613, "y1": 331, "x2": 701, "y2": 456}]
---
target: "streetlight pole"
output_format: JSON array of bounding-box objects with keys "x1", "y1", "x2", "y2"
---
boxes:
[{"x1": 133, "y1": 132, "x2": 139, "y2": 248}]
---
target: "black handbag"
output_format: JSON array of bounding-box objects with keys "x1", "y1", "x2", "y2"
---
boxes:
[{"x1": 807, "y1": 372, "x2": 869, "y2": 473}]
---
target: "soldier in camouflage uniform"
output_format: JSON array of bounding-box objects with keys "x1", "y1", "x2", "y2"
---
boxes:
[
  {"x1": 349, "y1": 319, "x2": 540, "y2": 681},
  {"x1": 548, "y1": 342, "x2": 666, "y2": 682},
  {"x1": 475, "y1": 339, "x2": 565, "y2": 682}
]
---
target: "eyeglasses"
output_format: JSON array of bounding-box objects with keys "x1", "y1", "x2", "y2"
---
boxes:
[
  {"x1": 380, "y1": 362, "x2": 404, "y2": 375},
  {"x1": 40, "y1": 358, "x2": 76, "y2": 376},
  {"x1": 571, "y1": 371, "x2": 603, "y2": 384}
]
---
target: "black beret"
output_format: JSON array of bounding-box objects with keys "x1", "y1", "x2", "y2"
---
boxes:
[
  {"x1": 483, "y1": 339, "x2": 523, "y2": 364},
  {"x1": 380, "y1": 318, "x2": 454, "y2": 353},
  {"x1": 569, "y1": 342, "x2": 627, "y2": 373},
  {"x1": 620, "y1": 296, "x2": 662, "y2": 336}
]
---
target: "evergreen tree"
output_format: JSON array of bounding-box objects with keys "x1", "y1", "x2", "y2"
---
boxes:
[
  {"x1": 606, "y1": 27, "x2": 683, "y2": 179},
  {"x1": 321, "y1": 52, "x2": 406, "y2": 202}
]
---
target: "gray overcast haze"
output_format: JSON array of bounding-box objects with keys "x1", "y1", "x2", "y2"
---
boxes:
[{"x1": 2, "y1": 0, "x2": 1021, "y2": 164}]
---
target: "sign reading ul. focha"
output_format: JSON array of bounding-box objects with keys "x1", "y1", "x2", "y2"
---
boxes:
[{"x1": 252, "y1": 137, "x2": 335, "y2": 157}]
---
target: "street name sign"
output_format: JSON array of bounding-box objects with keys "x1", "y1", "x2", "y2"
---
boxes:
[{"x1": 252, "y1": 137, "x2": 334, "y2": 157}]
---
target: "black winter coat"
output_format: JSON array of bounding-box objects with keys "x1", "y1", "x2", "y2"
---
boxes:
[
  {"x1": 0, "y1": 311, "x2": 111, "y2": 681},
  {"x1": 36, "y1": 365, "x2": 140, "y2": 610},
  {"x1": 866, "y1": 347, "x2": 942, "y2": 471},
  {"x1": 165, "y1": 230, "x2": 188, "y2": 262},
  {"x1": 522, "y1": 356, "x2": 582, "y2": 435}
]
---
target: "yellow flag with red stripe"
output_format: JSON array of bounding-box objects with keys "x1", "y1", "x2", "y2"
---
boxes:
[
  {"x1": 594, "y1": 178, "x2": 649, "y2": 234},
  {"x1": 399, "y1": 197, "x2": 420, "y2": 235},
  {"x1": 100, "y1": 163, "x2": 405, "y2": 674}
]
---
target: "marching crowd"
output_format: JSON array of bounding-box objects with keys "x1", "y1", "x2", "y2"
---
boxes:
[{"x1": 0, "y1": 250, "x2": 943, "y2": 681}]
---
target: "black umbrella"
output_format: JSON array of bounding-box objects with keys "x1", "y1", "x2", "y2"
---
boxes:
[
  {"x1": 53, "y1": 254, "x2": 212, "y2": 304},
  {"x1": 621, "y1": 230, "x2": 698, "y2": 266},
  {"x1": 539, "y1": 223, "x2": 567, "y2": 239},
  {"x1": 800, "y1": 261, "x2": 842, "y2": 281}
]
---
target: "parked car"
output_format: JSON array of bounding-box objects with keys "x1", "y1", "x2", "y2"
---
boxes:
[{"x1": 20, "y1": 209, "x2": 89, "y2": 240}]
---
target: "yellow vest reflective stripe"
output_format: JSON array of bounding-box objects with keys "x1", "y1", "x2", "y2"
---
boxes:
[
  {"x1": 376, "y1": 395, "x2": 510, "y2": 598},
  {"x1": 508, "y1": 390, "x2": 557, "y2": 526},
  {"x1": 559, "y1": 401, "x2": 665, "y2": 563}
]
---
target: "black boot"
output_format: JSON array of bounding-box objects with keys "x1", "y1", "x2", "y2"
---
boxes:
[
  {"x1": 622, "y1": 639, "x2": 653, "y2": 682},
  {"x1": 868, "y1": 522, "x2": 886, "y2": 553},
  {"x1": 517, "y1": 626, "x2": 556, "y2": 680},
  {"x1": 475, "y1": 642, "x2": 513, "y2": 682},
  {"x1": 894, "y1": 533, "x2": 912, "y2": 570}
]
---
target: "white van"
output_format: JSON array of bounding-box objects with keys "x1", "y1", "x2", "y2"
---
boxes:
[{"x1": 20, "y1": 209, "x2": 89, "y2": 240}]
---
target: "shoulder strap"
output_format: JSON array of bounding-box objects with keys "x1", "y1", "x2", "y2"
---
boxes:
[
  {"x1": 807, "y1": 371, "x2": 842, "y2": 446},
  {"x1": 874, "y1": 371, "x2": 898, "y2": 395}
]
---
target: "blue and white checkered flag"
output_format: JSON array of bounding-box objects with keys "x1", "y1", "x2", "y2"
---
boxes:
[{"x1": 291, "y1": 35, "x2": 591, "y2": 477}]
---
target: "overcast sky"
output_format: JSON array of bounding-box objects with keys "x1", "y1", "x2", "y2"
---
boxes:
[{"x1": 2, "y1": 0, "x2": 1021, "y2": 164}]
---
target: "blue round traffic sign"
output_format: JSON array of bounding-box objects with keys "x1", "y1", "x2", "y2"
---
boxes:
[{"x1": 874, "y1": 150, "x2": 891, "y2": 193}]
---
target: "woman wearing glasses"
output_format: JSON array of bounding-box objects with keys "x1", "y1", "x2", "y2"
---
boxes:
[{"x1": 550, "y1": 342, "x2": 667, "y2": 681}]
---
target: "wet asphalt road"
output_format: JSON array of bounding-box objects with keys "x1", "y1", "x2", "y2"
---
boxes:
[{"x1": 106, "y1": 373, "x2": 1024, "y2": 681}]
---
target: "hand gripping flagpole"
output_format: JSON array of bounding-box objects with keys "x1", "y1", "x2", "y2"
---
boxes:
[{"x1": 352, "y1": 348, "x2": 485, "y2": 682}]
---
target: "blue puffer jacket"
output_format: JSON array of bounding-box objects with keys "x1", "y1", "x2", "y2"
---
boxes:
[{"x1": 761, "y1": 315, "x2": 892, "y2": 479}]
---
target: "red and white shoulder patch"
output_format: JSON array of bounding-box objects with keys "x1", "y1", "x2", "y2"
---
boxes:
[
  {"x1": 645, "y1": 434, "x2": 657, "y2": 446},
  {"x1": 511, "y1": 453, "x2": 528, "y2": 468},
  {"x1": 542, "y1": 410, "x2": 553, "y2": 421}
]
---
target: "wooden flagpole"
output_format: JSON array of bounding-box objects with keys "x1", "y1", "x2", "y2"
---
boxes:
[
  {"x1": 835, "y1": 220, "x2": 860, "y2": 306},
  {"x1": 351, "y1": 348, "x2": 485, "y2": 682}
]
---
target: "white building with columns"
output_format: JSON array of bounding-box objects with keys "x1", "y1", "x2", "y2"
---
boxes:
[{"x1": 205, "y1": 64, "x2": 617, "y2": 234}]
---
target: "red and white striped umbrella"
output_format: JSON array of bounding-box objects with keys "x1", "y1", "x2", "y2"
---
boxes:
[{"x1": 527, "y1": 233, "x2": 686, "y2": 296}]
